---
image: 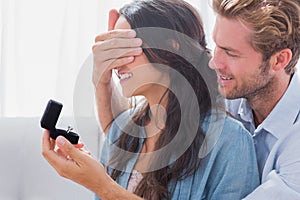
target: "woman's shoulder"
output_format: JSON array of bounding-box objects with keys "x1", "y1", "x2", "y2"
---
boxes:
[
  {"x1": 106, "y1": 107, "x2": 146, "y2": 142},
  {"x1": 201, "y1": 112, "x2": 254, "y2": 156},
  {"x1": 221, "y1": 114, "x2": 254, "y2": 147},
  {"x1": 221, "y1": 114, "x2": 253, "y2": 141},
  {"x1": 100, "y1": 108, "x2": 140, "y2": 164},
  {"x1": 105, "y1": 109, "x2": 135, "y2": 141},
  {"x1": 204, "y1": 111, "x2": 252, "y2": 138}
]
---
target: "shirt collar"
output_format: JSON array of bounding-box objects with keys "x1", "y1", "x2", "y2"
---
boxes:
[
  {"x1": 261, "y1": 73, "x2": 300, "y2": 139},
  {"x1": 237, "y1": 73, "x2": 300, "y2": 139},
  {"x1": 237, "y1": 98, "x2": 253, "y2": 123}
]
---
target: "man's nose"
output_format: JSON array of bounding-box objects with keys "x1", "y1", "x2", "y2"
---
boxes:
[{"x1": 209, "y1": 48, "x2": 226, "y2": 70}]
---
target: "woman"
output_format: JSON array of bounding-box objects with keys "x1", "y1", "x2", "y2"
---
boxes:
[{"x1": 95, "y1": 0, "x2": 259, "y2": 199}]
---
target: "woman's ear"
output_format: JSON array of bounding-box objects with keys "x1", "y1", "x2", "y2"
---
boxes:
[
  {"x1": 167, "y1": 39, "x2": 180, "y2": 51},
  {"x1": 271, "y1": 48, "x2": 292, "y2": 71}
]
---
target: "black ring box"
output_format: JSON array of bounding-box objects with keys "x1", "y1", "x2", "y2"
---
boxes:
[{"x1": 40, "y1": 99, "x2": 79, "y2": 144}]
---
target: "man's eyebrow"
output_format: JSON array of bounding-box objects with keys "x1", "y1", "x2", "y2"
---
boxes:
[
  {"x1": 212, "y1": 35, "x2": 243, "y2": 55},
  {"x1": 218, "y1": 46, "x2": 242, "y2": 55},
  {"x1": 218, "y1": 45, "x2": 241, "y2": 54}
]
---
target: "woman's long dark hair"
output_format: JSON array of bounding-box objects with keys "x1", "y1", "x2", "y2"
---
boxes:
[{"x1": 107, "y1": 0, "x2": 219, "y2": 199}]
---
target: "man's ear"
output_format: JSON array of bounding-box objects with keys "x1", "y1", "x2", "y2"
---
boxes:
[
  {"x1": 108, "y1": 9, "x2": 119, "y2": 31},
  {"x1": 271, "y1": 48, "x2": 292, "y2": 71}
]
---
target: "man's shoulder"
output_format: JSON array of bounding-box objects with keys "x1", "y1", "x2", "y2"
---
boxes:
[{"x1": 280, "y1": 121, "x2": 300, "y2": 148}]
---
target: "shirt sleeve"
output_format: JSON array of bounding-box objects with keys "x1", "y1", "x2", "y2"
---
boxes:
[
  {"x1": 244, "y1": 123, "x2": 300, "y2": 200},
  {"x1": 100, "y1": 109, "x2": 132, "y2": 166}
]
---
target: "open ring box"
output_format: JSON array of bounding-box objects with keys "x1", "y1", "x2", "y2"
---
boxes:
[{"x1": 40, "y1": 99, "x2": 79, "y2": 144}]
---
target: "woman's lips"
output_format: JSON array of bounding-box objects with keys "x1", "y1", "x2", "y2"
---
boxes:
[{"x1": 118, "y1": 72, "x2": 133, "y2": 81}]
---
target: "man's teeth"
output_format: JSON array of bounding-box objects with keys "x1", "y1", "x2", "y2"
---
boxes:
[
  {"x1": 119, "y1": 73, "x2": 133, "y2": 80},
  {"x1": 220, "y1": 75, "x2": 232, "y2": 80}
]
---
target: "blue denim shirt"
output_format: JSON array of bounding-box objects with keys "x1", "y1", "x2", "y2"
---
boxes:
[
  {"x1": 226, "y1": 72, "x2": 300, "y2": 199},
  {"x1": 95, "y1": 110, "x2": 259, "y2": 200}
]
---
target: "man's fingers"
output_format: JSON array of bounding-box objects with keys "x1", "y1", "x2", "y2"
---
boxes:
[
  {"x1": 93, "y1": 56, "x2": 135, "y2": 88},
  {"x1": 108, "y1": 9, "x2": 119, "y2": 31},
  {"x1": 56, "y1": 136, "x2": 87, "y2": 165},
  {"x1": 93, "y1": 37, "x2": 142, "y2": 52},
  {"x1": 57, "y1": 148, "x2": 68, "y2": 159},
  {"x1": 42, "y1": 130, "x2": 52, "y2": 152},
  {"x1": 74, "y1": 143, "x2": 84, "y2": 149},
  {"x1": 94, "y1": 29, "x2": 136, "y2": 42},
  {"x1": 42, "y1": 131, "x2": 66, "y2": 169},
  {"x1": 109, "y1": 56, "x2": 135, "y2": 69},
  {"x1": 94, "y1": 47, "x2": 142, "y2": 64}
]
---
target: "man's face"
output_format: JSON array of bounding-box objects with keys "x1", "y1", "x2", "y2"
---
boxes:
[{"x1": 209, "y1": 16, "x2": 273, "y2": 99}]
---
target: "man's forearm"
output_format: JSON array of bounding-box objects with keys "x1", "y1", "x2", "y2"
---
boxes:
[
  {"x1": 95, "y1": 83, "x2": 114, "y2": 134},
  {"x1": 95, "y1": 80, "x2": 129, "y2": 134}
]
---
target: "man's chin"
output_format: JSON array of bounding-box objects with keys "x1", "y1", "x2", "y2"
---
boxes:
[{"x1": 218, "y1": 89, "x2": 240, "y2": 100}]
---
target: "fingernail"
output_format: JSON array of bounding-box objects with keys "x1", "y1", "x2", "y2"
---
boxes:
[
  {"x1": 128, "y1": 30, "x2": 136, "y2": 37},
  {"x1": 57, "y1": 137, "x2": 66, "y2": 147},
  {"x1": 134, "y1": 38, "x2": 142, "y2": 45},
  {"x1": 133, "y1": 48, "x2": 142, "y2": 54},
  {"x1": 127, "y1": 56, "x2": 134, "y2": 61}
]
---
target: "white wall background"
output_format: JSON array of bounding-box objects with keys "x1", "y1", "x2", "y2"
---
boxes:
[{"x1": 0, "y1": 0, "x2": 215, "y2": 117}]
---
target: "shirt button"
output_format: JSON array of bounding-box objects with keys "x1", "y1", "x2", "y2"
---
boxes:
[{"x1": 253, "y1": 139, "x2": 257, "y2": 145}]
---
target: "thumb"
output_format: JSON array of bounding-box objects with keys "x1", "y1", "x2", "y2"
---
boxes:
[
  {"x1": 108, "y1": 9, "x2": 119, "y2": 31},
  {"x1": 56, "y1": 136, "x2": 80, "y2": 160}
]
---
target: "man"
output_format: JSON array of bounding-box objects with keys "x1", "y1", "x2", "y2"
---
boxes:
[
  {"x1": 208, "y1": 0, "x2": 300, "y2": 199},
  {"x1": 42, "y1": 0, "x2": 300, "y2": 199}
]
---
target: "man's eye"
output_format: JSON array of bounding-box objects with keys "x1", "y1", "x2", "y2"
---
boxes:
[{"x1": 226, "y1": 51, "x2": 238, "y2": 57}]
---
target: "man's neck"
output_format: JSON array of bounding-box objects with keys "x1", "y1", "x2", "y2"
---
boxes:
[{"x1": 248, "y1": 74, "x2": 291, "y2": 127}]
